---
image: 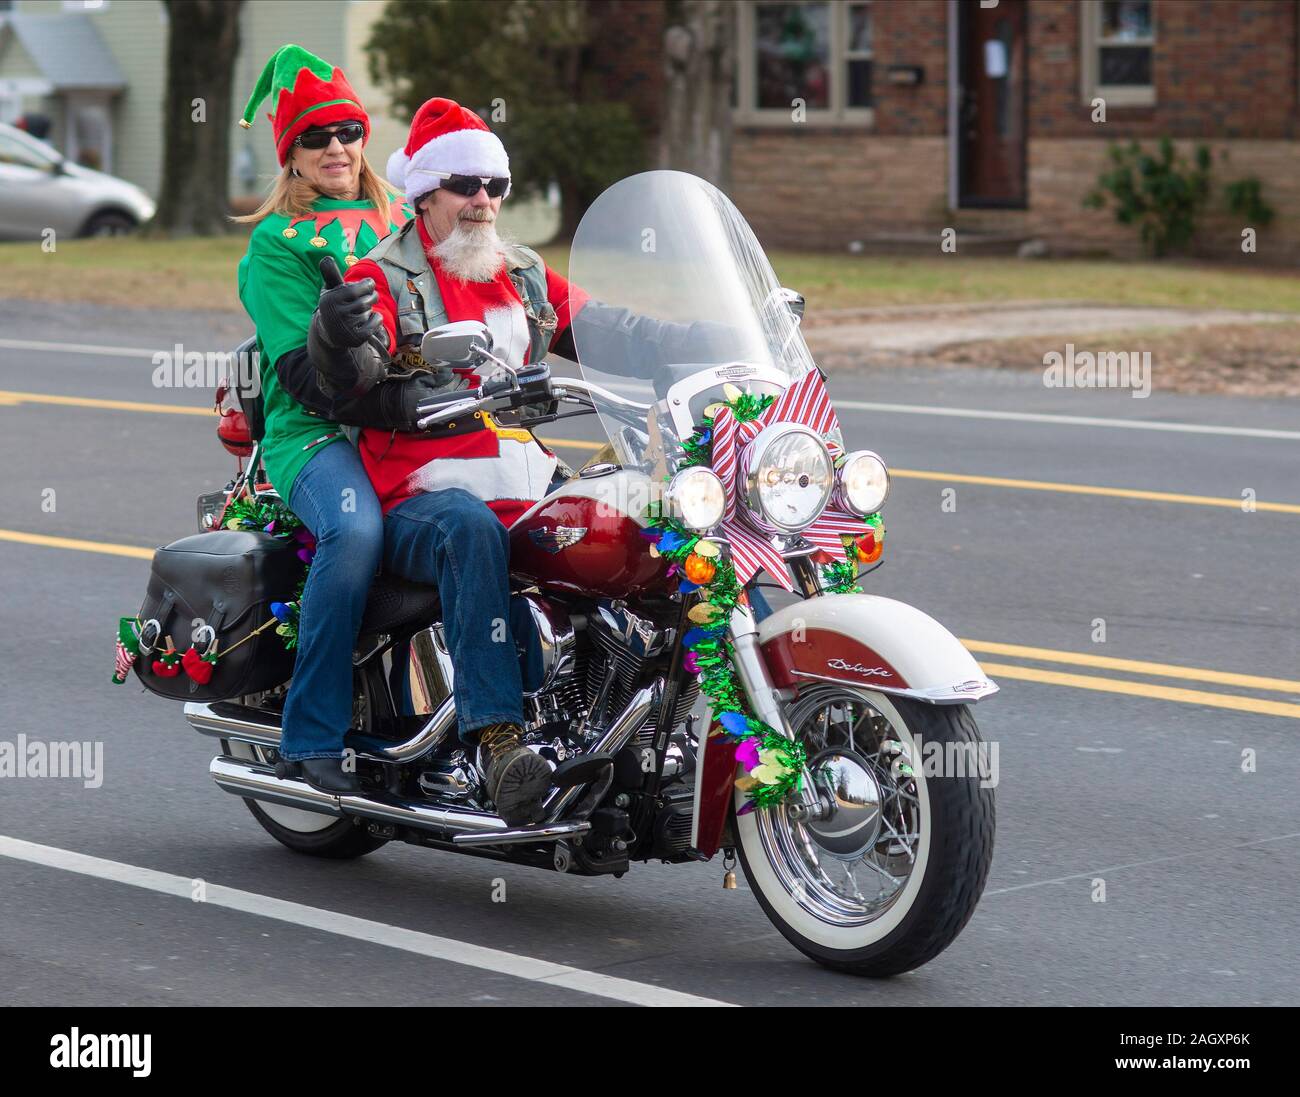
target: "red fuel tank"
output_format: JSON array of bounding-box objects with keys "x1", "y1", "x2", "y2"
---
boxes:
[{"x1": 509, "y1": 469, "x2": 674, "y2": 599}]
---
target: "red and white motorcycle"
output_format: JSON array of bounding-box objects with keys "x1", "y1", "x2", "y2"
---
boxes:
[{"x1": 157, "y1": 170, "x2": 996, "y2": 977}]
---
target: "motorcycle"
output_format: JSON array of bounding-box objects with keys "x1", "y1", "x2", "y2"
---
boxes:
[{"x1": 147, "y1": 170, "x2": 996, "y2": 977}]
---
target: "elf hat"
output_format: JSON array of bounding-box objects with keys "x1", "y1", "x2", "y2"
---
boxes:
[
  {"x1": 239, "y1": 44, "x2": 369, "y2": 167},
  {"x1": 386, "y1": 97, "x2": 511, "y2": 205}
]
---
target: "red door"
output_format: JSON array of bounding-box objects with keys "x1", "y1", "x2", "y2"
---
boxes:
[{"x1": 958, "y1": 0, "x2": 1027, "y2": 207}]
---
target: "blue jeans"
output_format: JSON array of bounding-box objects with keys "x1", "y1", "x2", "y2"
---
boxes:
[
  {"x1": 747, "y1": 583, "x2": 774, "y2": 623},
  {"x1": 383, "y1": 488, "x2": 541, "y2": 743},
  {"x1": 280, "y1": 441, "x2": 384, "y2": 760}
]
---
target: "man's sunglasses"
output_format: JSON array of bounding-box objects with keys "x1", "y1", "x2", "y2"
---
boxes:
[
  {"x1": 434, "y1": 171, "x2": 510, "y2": 199},
  {"x1": 294, "y1": 122, "x2": 366, "y2": 150}
]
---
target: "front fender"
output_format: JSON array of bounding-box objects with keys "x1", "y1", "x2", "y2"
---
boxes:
[{"x1": 757, "y1": 593, "x2": 997, "y2": 704}]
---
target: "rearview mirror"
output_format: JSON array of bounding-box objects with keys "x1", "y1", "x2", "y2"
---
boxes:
[
  {"x1": 420, "y1": 321, "x2": 492, "y2": 366},
  {"x1": 778, "y1": 287, "x2": 805, "y2": 325}
]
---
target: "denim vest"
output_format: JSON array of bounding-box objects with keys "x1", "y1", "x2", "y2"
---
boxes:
[{"x1": 363, "y1": 219, "x2": 557, "y2": 381}]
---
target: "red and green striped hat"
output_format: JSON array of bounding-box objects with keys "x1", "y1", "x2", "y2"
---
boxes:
[{"x1": 239, "y1": 44, "x2": 370, "y2": 166}]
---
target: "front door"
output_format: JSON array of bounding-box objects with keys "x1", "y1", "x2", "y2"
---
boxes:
[{"x1": 957, "y1": 0, "x2": 1027, "y2": 208}]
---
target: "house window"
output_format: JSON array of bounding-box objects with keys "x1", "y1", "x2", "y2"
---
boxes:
[
  {"x1": 1082, "y1": 0, "x2": 1154, "y2": 107},
  {"x1": 737, "y1": 1, "x2": 873, "y2": 124}
]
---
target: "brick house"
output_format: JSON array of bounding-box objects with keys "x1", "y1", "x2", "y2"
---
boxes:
[{"x1": 612, "y1": 0, "x2": 1300, "y2": 261}]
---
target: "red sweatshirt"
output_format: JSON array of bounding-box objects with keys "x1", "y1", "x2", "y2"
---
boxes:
[{"x1": 345, "y1": 218, "x2": 587, "y2": 524}]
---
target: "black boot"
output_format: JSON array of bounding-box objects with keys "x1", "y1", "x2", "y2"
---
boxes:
[
  {"x1": 476, "y1": 724, "x2": 552, "y2": 826},
  {"x1": 299, "y1": 756, "x2": 362, "y2": 795}
]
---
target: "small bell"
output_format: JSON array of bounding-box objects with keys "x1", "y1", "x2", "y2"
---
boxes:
[{"x1": 722, "y1": 848, "x2": 737, "y2": 890}]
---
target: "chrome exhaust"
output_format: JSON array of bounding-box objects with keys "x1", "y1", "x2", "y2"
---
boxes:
[
  {"x1": 212, "y1": 755, "x2": 508, "y2": 838},
  {"x1": 542, "y1": 677, "x2": 663, "y2": 822},
  {"x1": 186, "y1": 696, "x2": 458, "y2": 763}
]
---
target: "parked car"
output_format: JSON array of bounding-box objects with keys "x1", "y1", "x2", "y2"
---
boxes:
[{"x1": 0, "y1": 122, "x2": 156, "y2": 240}]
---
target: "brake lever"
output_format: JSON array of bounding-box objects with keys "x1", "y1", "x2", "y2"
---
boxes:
[{"x1": 415, "y1": 397, "x2": 483, "y2": 430}]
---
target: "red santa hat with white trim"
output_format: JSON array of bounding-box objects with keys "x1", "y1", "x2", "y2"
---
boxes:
[{"x1": 386, "y1": 97, "x2": 511, "y2": 205}]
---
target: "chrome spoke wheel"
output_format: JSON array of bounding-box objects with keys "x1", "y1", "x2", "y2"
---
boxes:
[{"x1": 755, "y1": 685, "x2": 923, "y2": 928}]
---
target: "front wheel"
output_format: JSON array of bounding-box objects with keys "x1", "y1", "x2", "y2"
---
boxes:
[{"x1": 734, "y1": 687, "x2": 994, "y2": 976}]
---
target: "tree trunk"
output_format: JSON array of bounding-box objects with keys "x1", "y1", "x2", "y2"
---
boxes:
[
  {"x1": 657, "y1": 0, "x2": 735, "y2": 191},
  {"x1": 150, "y1": 0, "x2": 243, "y2": 236}
]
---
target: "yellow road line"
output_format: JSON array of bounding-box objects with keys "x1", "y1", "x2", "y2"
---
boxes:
[
  {"x1": 538, "y1": 439, "x2": 1300, "y2": 513},
  {"x1": 892, "y1": 468, "x2": 1300, "y2": 514},
  {"x1": 538, "y1": 435, "x2": 604, "y2": 451},
  {"x1": 0, "y1": 528, "x2": 154, "y2": 559},
  {"x1": 1, "y1": 523, "x2": 1296, "y2": 718},
  {"x1": 964, "y1": 639, "x2": 1300, "y2": 694},
  {"x1": 2, "y1": 394, "x2": 1296, "y2": 514},
  {"x1": 979, "y1": 661, "x2": 1300, "y2": 719},
  {"x1": 0, "y1": 389, "x2": 213, "y2": 416}
]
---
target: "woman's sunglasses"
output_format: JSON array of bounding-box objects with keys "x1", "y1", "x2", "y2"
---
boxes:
[
  {"x1": 294, "y1": 122, "x2": 366, "y2": 150},
  {"x1": 435, "y1": 171, "x2": 510, "y2": 199}
]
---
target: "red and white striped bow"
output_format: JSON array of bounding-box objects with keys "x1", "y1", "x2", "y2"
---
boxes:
[{"x1": 709, "y1": 368, "x2": 867, "y2": 592}]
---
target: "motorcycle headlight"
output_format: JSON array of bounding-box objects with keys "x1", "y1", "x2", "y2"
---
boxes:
[
  {"x1": 664, "y1": 466, "x2": 726, "y2": 531},
  {"x1": 836, "y1": 450, "x2": 890, "y2": 515},
  {"x1": 745, "y1": 423, "x2": 834, "y2": 533}
]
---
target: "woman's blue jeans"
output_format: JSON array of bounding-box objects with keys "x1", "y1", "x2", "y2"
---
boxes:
[
  {"x1": 383, "y1": 488, "x2": 540, "y2": 743},
  {"x1": 280, "y1": 441, "x2": 384, "y2": 761}
]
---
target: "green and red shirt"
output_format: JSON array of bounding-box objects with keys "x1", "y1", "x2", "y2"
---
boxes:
[{"x1": 237, "y1": 195, "x2": 409, "y2": 500}]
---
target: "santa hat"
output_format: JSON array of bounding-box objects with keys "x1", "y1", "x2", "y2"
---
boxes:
[
  {"x1": 239, "y1": 44, "x2": 369, "y2": 167},
  {"x1": 386, "y1": 98, "x2": 511, "y2": 205}
]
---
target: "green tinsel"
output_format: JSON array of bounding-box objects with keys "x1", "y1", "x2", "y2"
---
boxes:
[
  {"x1": 819, "y1": 509, "x2": 885, "y2": 594},
  {"x1": 647, "y1": 387, "x2": 807, "y2": 810},
  {"x1": 222, "y1": 494, "x2": 309, "y2": 650}
]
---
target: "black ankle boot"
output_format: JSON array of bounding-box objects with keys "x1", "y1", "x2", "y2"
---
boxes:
[{"x1": 299, "y1": 756, "x2": 362, "y2": 795}]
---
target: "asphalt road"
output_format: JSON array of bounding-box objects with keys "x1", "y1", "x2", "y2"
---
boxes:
[{"x1": 1, "y1": 297, "x2": 1297, "y2": 1006}]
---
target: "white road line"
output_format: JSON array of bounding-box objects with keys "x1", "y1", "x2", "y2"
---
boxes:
[
  {"x1": 984, "y1": 831, "x2": 1300, "y2": 897},
  {"x1": 584, "y1": 379, "x2": 1300, "y2": 441},
  {"x1": 828, "y1": 399, "x2": 1300, "y2": 441},
  {"x1": 9, "y1": 338, "x2": 1291, "y2": 442},
  {"x1": 0, "y1": 337, "x2": 166, "y2": 358},
  {"x1": 0, "y1": 834, "x2": 732, "y2": 1008}
]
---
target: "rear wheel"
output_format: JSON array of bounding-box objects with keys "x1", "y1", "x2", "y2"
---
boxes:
[
  {"x1": 734, "y1": 686, "x2": 994, "y2": 976},
  {"x1": 225, "y1": 740, "x2": 388, "y2": 860}
]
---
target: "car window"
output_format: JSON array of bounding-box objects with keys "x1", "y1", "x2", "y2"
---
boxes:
[{"x1": 0, "y1": 133, "x2": 56, "y2": 171}]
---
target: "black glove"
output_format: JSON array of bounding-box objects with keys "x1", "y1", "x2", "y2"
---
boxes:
[
  {"x1": 316, "y1": 256, "x2": 383, "y2": 349},
  {"x1": 368, "y1": 375, "x2": 459, "y2": 433}
]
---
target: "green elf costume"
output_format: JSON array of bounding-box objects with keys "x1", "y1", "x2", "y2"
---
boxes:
[
  {"x1": 234, "y1": 44, "x2": 409, "y2": 788},
  {"x1": 236, "y1": 42, "x2": 408, "y2": 502}
]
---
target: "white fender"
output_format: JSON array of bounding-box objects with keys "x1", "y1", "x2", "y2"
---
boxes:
[{"x1": 756, "y1": 593, "x2": 998, "y2": 704}]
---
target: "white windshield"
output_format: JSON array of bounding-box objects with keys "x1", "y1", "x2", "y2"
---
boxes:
[{"x1": 568, "y1": 170, "x2": 816, "y2": 474}]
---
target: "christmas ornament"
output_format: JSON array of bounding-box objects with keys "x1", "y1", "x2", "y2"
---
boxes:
[
  {"x1": 683, "y1": 553, "x2": 716, "y2": 584},
  {"x1": 181, "y1": 645, "x2": 218, "y2": 686},
  {"x1": 111, "y1": 617, "x2": 140, "y2": 685},
  {"x1": 151, "y1": 647, "x2": 182, "y2": 678}
]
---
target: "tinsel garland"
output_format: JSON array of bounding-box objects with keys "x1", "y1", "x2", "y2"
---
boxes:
[
  {"x1": 220, "y1": 495, "x2": 312, "y2": 649},
  {"x1": 820, "y1": 511, "x2": 884, "y2": 594},
  {"x1": 642, "y1": 389, "x2": 806, "y2": 813}
]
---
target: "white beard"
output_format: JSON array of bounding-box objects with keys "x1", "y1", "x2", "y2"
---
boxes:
[{"x1": 433, "y1": 218, "x2": 508, "y2": 283}]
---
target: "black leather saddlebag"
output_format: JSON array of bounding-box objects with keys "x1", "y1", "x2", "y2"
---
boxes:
[{"x1": 133, "y1": 530, "x2": 304, "y2": 701}]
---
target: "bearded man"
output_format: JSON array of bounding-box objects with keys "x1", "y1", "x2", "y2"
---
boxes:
[
  {"x1": 302, "y1": 98, "x2": 586, "y2": 826},
  {"x1": 298, "y1": 99, "x2": 748, "y2": 825}
]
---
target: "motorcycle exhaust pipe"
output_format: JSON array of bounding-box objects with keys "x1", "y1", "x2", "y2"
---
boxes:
[
  {"x1": 186, "y1": 696, "x2": 458, "y2": 763},
  {"x1": 542, "y1": 677, "x2": 663, "y2": 822},
  {"x1": 211, "y1": 754, "x2": 512, "y2": 838}
]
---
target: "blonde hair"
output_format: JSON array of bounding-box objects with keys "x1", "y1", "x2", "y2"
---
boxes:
[{"x1": 233, "y1": 155, "x2": 399, "y2": 225}]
